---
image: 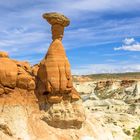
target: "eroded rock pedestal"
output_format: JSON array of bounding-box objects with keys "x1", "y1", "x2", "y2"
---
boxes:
[{"x1": 37, "y1": 12, "x2": 85, "y2": 128}]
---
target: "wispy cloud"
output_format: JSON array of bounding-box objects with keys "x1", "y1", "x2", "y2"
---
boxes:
[
  {"x1": 72, "y1": 63, "x2": 140, "y2": 75},
  {"x1": 48, "y1": 0, "x2": 140, "y2": 14},
  {"x1": 115, "y1": 44, "x2": 140, "y2": 51},
  {"x1": 114, "y1": 38, "x2": 140, "y2": 51}
]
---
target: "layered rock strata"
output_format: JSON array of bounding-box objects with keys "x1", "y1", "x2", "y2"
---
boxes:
[
  {"x1": 37, "y1": 13, "x2": 80, "y2": 104},
  {"x1": 0, "y1": 52, "x2": 36, "y2": 96}
]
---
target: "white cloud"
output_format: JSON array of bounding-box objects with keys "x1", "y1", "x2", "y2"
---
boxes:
[
  {"x1": 114, "y1": 38, "x2": 140, "y2": 51},
  {"x1": 114, "y1": 43, "x2": 140, "y2": 51},
  {"x1": 123, "y1": 38, "x2": 135, "y2": 45},
  {"x1": 72, "y1": 63, "x2": 140, "y2": 75}
]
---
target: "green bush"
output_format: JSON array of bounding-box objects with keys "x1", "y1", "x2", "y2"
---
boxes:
[
  {"x1": 133, "y1": 126, "x2": 140, "y2": 140},
  {"x1": 123, "y1": 129, "x2": 131, "y2": 136}
]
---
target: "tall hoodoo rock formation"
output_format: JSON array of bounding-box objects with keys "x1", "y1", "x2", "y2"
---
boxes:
[
  {"x1": 37, "y1": 13, "x2": 80, "y2": 103},
  {"x1": 37, "y1": 12, "x2": 85, "y2": 128}
]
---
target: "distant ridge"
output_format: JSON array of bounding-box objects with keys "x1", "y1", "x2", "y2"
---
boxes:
[{"x1": 73, "y1": 72, "x2": 140, "y2": 81}]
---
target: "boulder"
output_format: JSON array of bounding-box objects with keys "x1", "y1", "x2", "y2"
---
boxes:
[
  {"x1": 28, "y1": 80, "x2": 36, "y2": 90},
  {"x1": 71, "y1": 88, "x2": 81, "y2": 101},
  {"x1": 0, "y1": 88, "x2": 4, "y2": 95},
  {"x1": 0, "y1": 51, "x2": 9, "y2": 58},
  {"x1": 32, "y1": 64, "x2": 39, "y2": 77},
  {"x1": 17, "y1": 74, "x2": 35, "y2": 90},
  {"x1": 16, "y1": 61, "x2": 32, "y2": 73},
  {"x1": 4, "y1": 87, "x2": 14, "y2": 94},
  {"x1": 0, "y1": 57, "x2": 18, "y2": 88},
  {"x1": 47, "y1": 95, "x2": 63, "y2": 104}
]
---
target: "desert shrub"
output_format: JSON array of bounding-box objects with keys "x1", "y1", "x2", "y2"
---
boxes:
[
  {"x1": 133, "y1": 126, "x2": 140, "y2": 140},
  {"x1": 123, "y1": 129, "x2": 131, "y2": 136}
]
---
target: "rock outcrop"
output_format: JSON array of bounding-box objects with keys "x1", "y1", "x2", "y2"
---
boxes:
[
  {"x1": 74, "y1": 80, "x2": 140, "y2": 140},
  {"x1": 0, "y1": 52, "x2": 17, "y2": 89},
  {"x1": 0, "y1": 52, "x2": 38, "y2": 140},
  {"x1": 74, "y1": 79, "x2": 140, "y2": 103},
  {"x1": 0, "y1": 52, "x2": 36, "y2": 95}
]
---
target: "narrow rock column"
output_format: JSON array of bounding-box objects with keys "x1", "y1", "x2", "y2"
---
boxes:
[{"x1": 51, "y1": 24, "x2": 64, "y2": 40}]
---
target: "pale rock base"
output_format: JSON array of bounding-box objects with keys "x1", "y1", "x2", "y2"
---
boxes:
[{"x1": 41, "y1": 100, "x2": 86, "y2": 129}]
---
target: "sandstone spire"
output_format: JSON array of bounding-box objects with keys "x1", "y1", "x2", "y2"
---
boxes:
[
  {"x1": 37, "y1": 12, "x2": 80, "y2": 104},
  {"x1": 36, "y1": 12, "x2": 85, "y2": 129}
]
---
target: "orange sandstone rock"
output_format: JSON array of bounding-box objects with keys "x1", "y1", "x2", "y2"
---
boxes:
[
  {"x1": 47, "y1": 95, "x2": 63, "y2": 104},
  {"x1": 17, "y1": 74, "x2": 35, "y2": 90},
  {"x1": 0, "y1": 52, "x2": 36, "y2": 95},
  {"x1": 32, "y1": 64, "x2": 39, "y2": 76},
  {"x1": 0, "y1": 51, "x2": 9, "y2": 58},
  {"x1": 0, "y1": 88, "x2": 4, "y2": 95},
  {"x1": 0, "y1": 57, "x2": 18, "y2": 88},
  {"x1": 37, "y1": 12, "x2": 80, "y2": 103}
]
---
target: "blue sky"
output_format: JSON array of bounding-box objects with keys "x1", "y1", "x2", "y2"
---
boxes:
[{"x1": 0, "y1": 0, "x2": 140, "y2": 74}]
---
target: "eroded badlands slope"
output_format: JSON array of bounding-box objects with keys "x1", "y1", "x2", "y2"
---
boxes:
[{"x1": 0, "y1": 52, "x2": 139, "y2": 140}]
